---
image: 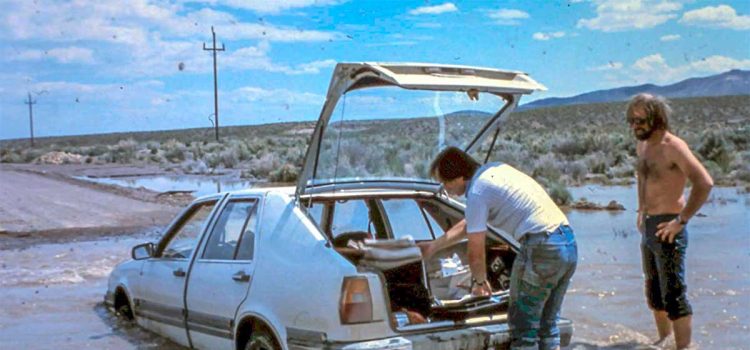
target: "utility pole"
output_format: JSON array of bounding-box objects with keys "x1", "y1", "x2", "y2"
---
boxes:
[
  {"x1": 203, "y1": 26, "x2": 225, "y2": 142},
  {"x1": 24, "y1": 92, "x2": 36, "y2": 147}
]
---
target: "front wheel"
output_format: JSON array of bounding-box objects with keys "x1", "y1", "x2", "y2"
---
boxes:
[{"x1": 243, "y1": 325, "x2": 280, "y2": 350}]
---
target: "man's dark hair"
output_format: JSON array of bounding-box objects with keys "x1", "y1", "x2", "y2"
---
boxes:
[
  {"x1": 626, "y1": 93, "x2": 671, "y2": 131},
  {"x1": 430, "y1": 146, "x2": 480, "y2": 182}
]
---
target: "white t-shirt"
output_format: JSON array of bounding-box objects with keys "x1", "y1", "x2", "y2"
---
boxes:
[{"x1": 465, "y1": 162, "x2": 568, "y2": 240}]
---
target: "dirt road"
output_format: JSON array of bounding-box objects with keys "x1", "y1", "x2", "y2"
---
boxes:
[{"x1": 0, "y1": 164, "x2": 182, "y2": 235}]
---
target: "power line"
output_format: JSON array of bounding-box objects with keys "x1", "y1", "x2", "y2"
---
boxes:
[
  {"x1": 203, "y1": 26, "x2": 225, "y2": 142},
  {"x1": 24, "y1": 92, "x2": 36, "y2": 147}
]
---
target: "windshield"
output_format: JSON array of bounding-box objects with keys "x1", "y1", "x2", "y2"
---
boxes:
[{"x1": 313, "y1": 86, "x2": 507, "y2": 184}]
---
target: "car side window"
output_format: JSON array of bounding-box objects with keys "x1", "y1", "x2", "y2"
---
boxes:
[
  {"x1": 202, "y1": 199, "x2": 258, "y2": 260},
  {"x1": 381, "y1": 199, "x2": 434, "y2": 240},
  {"x1": 305, "y1": 202, "x2": 325, "y2": 226},
  {"x1": 331, "y1": 199, "x2": 371, "y2": 238},
  {"x1": 161, "y1": 201, "x2": 217, "y2": 259},
  {"x1": 235, "y1": 202, "x2": 259, "y2": 260}
]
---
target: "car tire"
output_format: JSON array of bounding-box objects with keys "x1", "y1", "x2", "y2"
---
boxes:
[
  {"x1": 243, "y1": 325, "x2": 280, "y2": 350},
  {"x1": 114, "y1": 290, "x2": 135, "y2": 321}
]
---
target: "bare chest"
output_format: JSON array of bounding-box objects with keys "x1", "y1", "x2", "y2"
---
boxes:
[{"x1": 637, "y1": 146, "x2": 680, "y2": 180}]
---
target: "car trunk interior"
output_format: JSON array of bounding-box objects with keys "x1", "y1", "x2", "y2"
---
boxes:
[{"x1": 302, "y1": 192, "x2": 517, "y2": 330}]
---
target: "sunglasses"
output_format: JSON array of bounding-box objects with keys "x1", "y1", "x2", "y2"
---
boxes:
[{"x1": 627, "y1": 116, "x2": 648, "y2": 126}]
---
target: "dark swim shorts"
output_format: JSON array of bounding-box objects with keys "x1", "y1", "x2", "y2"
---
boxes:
[{"x1": 641, "y1": 214, "x2": 692, "y2": 320}]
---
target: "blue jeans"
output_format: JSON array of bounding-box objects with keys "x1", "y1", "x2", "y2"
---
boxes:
[
  {"x1": 509, "y1": 225, "x2": 578, "y2": 350},
  {"x1": 641, "y1": 214, "x2": 692, "y2": 320}
]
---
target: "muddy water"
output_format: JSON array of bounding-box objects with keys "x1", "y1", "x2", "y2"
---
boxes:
[
  {"x1": 0, "y1": 231, "x2": 184, "y2": 349},
  {"x1": 78, "y1": 175, "x2": 255, "y2": 198},
  {"x1": 0, "y1": 186, "x2": 747, "y2": 349},
  {"x1": 564, "y1": 185, "x2": 750, "y2": 349}
]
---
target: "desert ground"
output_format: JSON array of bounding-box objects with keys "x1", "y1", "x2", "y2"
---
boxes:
[{"x1": 1, "y1": 163, "x2": 747, "y2": 350}]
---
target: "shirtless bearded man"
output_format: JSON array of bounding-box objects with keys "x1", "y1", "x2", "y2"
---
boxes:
[{"x1": 627, "y1": 93, "x2": 713, "y2": 349}]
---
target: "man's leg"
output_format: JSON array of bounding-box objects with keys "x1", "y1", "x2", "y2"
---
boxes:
[
  {"x1": 652, "y1": 310, "x2": 672, "y2": 342},
  {"x1": 673, "y1": 315, "x2": 692, "y2": 349},
  {"x1": 538, "y1": 237, "x2": 577, "y2": 350},
  {"x1": 662, "y1": 228, "x2": 692, "y2": 349},
  {"x1": 642, "y1": 233, "x2": 670, "y2": 342},
  {"x1": 509, "y1": 245, "x2": 555, "y2": 350}
]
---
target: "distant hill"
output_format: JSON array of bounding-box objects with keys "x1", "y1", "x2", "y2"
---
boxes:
[{"x1": 520, "y1": 69, "x2": 750, "y2": 110}]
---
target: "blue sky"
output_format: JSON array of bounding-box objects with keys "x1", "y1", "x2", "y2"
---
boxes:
[{"x1": 1, "y1": 0, "x2": 748, "y2": 140}]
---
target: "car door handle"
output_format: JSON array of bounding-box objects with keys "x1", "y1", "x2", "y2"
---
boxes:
[
  {"x1": 232, "y1": 271, "x2": 251, "y2": 282},
  {"x1": 173, "y1": 268, "x2": 186, "y2": 277}
]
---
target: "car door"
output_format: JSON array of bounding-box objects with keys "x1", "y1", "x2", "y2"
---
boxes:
[
  {"x1": 136, "y1": 198, "x2": 221, "y2": 348},
  {"x1": 185, "y1": 196, "x2": 261, "y2": 350}
]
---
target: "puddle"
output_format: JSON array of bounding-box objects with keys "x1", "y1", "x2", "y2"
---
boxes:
[{"x1": 77, "y1": 175, "x2": 256, "y2": 198}]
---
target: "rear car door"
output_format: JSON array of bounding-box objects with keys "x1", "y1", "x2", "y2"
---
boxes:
[
  {"x1": 186, "y1": 196, "x2": 261, "y2": 350},
  {"x1": 136, "y1": 198, "x2": 220, "y2": 347}
]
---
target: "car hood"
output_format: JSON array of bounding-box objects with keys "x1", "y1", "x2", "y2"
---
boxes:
[{"x1": 295, "y1": 62, "x2": 546, "y2": 198}]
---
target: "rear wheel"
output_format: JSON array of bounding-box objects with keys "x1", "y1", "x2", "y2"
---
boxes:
[{"x1": 243, "y1": 324, "x2": 280, "y2": 350}]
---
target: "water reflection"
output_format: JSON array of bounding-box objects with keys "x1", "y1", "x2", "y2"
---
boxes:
[{"x1": 78, "y1": 175, "x2": 256, "y2": 198}]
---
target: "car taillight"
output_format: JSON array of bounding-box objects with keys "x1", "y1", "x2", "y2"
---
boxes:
[{"x1": 339, "y1": 276, "x2": 373, "y2": 324}]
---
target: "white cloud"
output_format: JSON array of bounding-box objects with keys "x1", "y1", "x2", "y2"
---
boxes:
[
  {"x1": 660, "y1": 34, "x2": 681, "y2": 41},
  {"x1": 409, "y1": 3, "x2": 458, "y2": 15},
  {"x1": 532, "y1": 31, "x2": 566, "y2": 41},
  {"x1": 1, "y1": 1, "x2": 340, "y2": 45},
  {"x1": 588, "y1": 61, "x2": 624, "y2": 71},
  {"x1": 679, "y1": 5, "x2": 750, "y2": 30},
  {"x1": 414, "y1": 22, "x2": 442, "y2": 29},
  {"x1": 10, "y1": 47, "x2": 95, "y2": 64},
  {"x1": 488, "y1": 9, "x2": 530, "y2": 26},
  {"x1": 216, "y1": 0, "x2": 344, "y2": 14},
  {"x1": 625, "y1": 53, "x2": 750, "y2": 84},
  {"x1": 230, "y1": 86, "x2": 324, "y2": 105},
  {"x1": 577, "y1": 0, "x2": 682, "y2": 32}
]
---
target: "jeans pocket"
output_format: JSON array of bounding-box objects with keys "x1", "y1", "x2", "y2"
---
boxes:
[{"x1": 528, "y1": 245, "x2": 563, "y2": 282}]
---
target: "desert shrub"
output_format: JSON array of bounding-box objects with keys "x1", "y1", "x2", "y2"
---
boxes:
[
  {"x1": 544, "y1": 180, "x2": 572, "y2": 206},
  {"x1": 22, "y1": 148, "x2": 46, "y2": 162},
  {"x1": 553, "y1": 135, "x2": 591, "y2": 157},
  {"x1": 697, "y1": 130, "x2": 732, "y2": 172},
  {"x1": 532, "y1": 154, "x2": 562, "y2": 182},
  {"x1": 564, "y1": 160, "x2": 588, "y2": 183},
  {"x1": 87, "y1": 145, "x2": 109, "y2": 157},
  {"x1": 1, "y1": 150, "x2": 23, "y2": 163},
  {"x1": 268, "y1": 163, "x2": 299, "y2": 183},
  {"x1": 219, "y1": 148, "x2": 239, "y2": 168},
  {"x1": 584, "y1": 152, "x2": 609, "y2": 174}
]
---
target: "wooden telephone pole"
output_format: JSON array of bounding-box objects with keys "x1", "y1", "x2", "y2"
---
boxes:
[
  {"x1": 203, "y1": 26, "x2": 225, "y2": 142},
  {"x1": 24, "y1": 92, "x2": 36, "y2": 147}
]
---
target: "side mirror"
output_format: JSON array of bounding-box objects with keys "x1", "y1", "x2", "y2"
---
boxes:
[{"x1": 132, "y1": 242, "x2": 154, "y2": 260}]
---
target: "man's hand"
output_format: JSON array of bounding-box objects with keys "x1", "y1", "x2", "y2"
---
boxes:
[
  {"x1": 471, "y1": 279, "x2": 492, "y2": 297},
  {"x1": 655, "y1": 219, "x2": 683, "y2": 243}
]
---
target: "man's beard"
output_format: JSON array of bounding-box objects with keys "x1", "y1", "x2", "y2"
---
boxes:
[{"x1": 634, "y1": 127, "x2": 654, "y2": 141}]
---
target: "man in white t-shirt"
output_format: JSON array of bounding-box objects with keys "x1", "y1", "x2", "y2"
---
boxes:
[{"x1": 420, "y1": 147, "x2": 577, "y2": 350}]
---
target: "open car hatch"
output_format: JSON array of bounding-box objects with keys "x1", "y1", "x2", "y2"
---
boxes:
[{"x1": 295, "y1": 62, "x2": 546, "y2": 198}]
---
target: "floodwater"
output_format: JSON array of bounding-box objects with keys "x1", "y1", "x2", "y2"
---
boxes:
[
  {"x1": 0, "y1": 185, "x2": 747, "y2": 349},
  {"x1": 78, "y1": 175, "x2": 256, "y2": 198}
]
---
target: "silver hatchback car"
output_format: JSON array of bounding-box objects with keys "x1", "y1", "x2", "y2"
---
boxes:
[{"x1": 106, "y1": 62, "x2": 573, "y2": 350}]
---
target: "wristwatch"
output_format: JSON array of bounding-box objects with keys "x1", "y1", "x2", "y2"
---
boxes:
[
  {"x1": 471, "y1": 277, "x2": 488, "y2": 287},
  {"x1": 677, "y1": 215, "x2": 689, "y2": 226}
]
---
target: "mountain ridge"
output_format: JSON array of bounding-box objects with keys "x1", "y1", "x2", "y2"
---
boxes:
[{"x1": 520, "y1": 69, "x2": 750, "y2": 110}]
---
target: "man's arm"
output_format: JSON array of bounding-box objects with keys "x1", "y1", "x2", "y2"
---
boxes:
[
  {"x1": 636, "y1": 142, "x2": 646, "y2": 233},
  {"x1": 419, "y1": 219, "x2": 467, "y2": 258},
  {"x1": 656, "y1": 137, "x2": 714, "y2": 242}
]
